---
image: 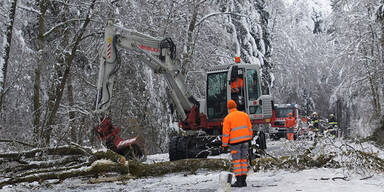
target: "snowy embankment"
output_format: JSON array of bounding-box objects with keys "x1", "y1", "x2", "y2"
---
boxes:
[{"x1": 3, "y1": 139, "x2": 384, "y2": 192}]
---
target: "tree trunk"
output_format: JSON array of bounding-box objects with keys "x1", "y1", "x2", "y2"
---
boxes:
[
  {"x1": 59, "y1": 1, "x2": 77, "y2": 143},
  {"x1": 0, "y1": 0, "x2": 18, "y2": 112},
  {"x1": 33, "y1": 0, "x2": 47, "y2": 143},
  {"x1": 68, "y1": 72, "x2": 77, "y2": 142},
  {"x1": 182, "y1": 0, "x2": 200, "y2": 74},
  {"x1": 42, "y1": 0, "x2": 97, "y2": 145},
  {"x1": 368, "y1": 24, "x2": 381, "y2": 118},
  {"x1": 128, "y1": 158, "x2": 230, "y2": 177}
]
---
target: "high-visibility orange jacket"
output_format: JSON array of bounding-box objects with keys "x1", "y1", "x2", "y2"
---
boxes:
[
  {"x1": 231, "y1": 78, "x2": 243, "y2": 89},
  {"x1": 285, "y1": 117, "x2": 296, "y2": 128},
  {"x1": 222, "y1": 108, "x2": 252, "y2": 147}
]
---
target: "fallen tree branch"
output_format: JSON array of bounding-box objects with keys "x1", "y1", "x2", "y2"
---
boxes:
[
  {"x1": 0, "y1": 145, "x2": 89, "y2": 160},
  {"x1": 2, "y1": 155, "x2": 85, "y2": 174},
  {"x1": 360, "y1": 175, "x2": 374, "y2": 180},
  {"x1": 2, "y1": 138, "x2": 383, "y2": 189},
  {"x1": 16, "y1": 161, "x2": 92, "y2": 178},
  {"x1": 332, "y1": 176, "x2": 348, "y2": 181},
  {"x1": 0, "y1": 160, "x2": 128, "y2": 189},
  {"x1": 70, "y1": 142, "x2": 94, "y2": 156},
  {"x1": 0, "y1": 139, "x2": 36, "y2": 148},
  {"x1": 128, "y1": 158, "x2": 231, "y2": 177}
]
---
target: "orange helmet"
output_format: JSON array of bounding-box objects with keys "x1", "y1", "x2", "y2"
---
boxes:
[
  {"x1": 288, "y1": 112, "x2": 293, "y2": 116},
  {"x1": 227, "y1": 100, "x2": 237, "y2": 109}
]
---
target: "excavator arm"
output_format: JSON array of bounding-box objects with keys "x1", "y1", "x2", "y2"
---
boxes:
[{"x1": 95, "y1": 20, "x2": 194, "y2": 121}]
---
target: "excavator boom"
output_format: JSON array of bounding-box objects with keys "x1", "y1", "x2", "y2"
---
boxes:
[
  {"x1": 96, "y1": 20, "x2": 193, "y2": 121},
  {"x1": 94, "y1": 20, "x2": 202, "y2": 160}
]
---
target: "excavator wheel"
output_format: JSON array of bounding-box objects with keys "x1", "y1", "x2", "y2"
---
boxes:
[
  {"x1": 169, "y1": 136, "x2": 210, "y2": 161},
  {"x1": 169, "y1": 136, "x2": 187, "y2": 161},
  {"x1": 169, "y1": 136, "x2": 178, "y2": 161},
  {"x1": 256, "y1": 131, "x2": 267, "y2": 150},
  {"x1": 185, "y1": 136, "x2": 209, "y2": 159}
]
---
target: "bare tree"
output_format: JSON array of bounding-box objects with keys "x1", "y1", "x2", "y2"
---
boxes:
[
  {"x1": 41, "y1": 0, "x2": 97, "y2": 145},
  {"x1": 32, "y1": 0, "x2": 47, "y2": 143},
  {"x1": 0, "y1": 0, "x2": 18, "y2": 112}
]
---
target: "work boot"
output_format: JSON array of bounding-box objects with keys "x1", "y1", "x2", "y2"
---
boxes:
[
  {"x1": 242, "y1": 175, "x2": 247, "y2": 187},
  {"x1": 231, "y1": 176, "x2": 243, "y2": 187}
]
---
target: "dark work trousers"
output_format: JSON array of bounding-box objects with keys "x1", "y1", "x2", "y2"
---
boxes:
[{"x1": 230, "y1": 142, "x2": 249, "y2": 176}]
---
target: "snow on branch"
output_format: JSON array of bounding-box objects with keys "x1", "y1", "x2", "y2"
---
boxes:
[
  {"x1": 43, "y1": 18, "x2": 87, "y2": 38},
  {"x1": 17, "y1": 4, "x2": 41, "y2": 15},
  {"x1": 194, "y1": 12, "x2": 247, "y2": 28},
  {"x1": 0, "y1": 139, "x2": 36, "y2": 148}
]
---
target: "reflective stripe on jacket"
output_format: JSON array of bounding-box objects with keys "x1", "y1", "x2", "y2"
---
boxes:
[
  {"x1": 222, "y1": 108, "x2": 252, "y2": 146},
  {"x1": 312, "y1": 119, "x2": 319, "y2": 123}
]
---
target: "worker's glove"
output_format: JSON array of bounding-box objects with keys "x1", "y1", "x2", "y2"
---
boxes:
[{"x1": 222, "y1": 146, "x2": 229, "y2": 153}]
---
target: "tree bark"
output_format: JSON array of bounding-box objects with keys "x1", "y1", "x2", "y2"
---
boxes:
[
  {"x1": 68, "y1": 72, "x2": 77, "y2": 142},
  {"x1": 0, "y1": 139, "x2": 35, "y2": 148},
  {"x1": 42, "y1": 0, "x2": 97, "y2": 145},
  {"x1": 0, "y1": 160, "x2": 129, "y2": 189},
  {"x1": 182, "y1": 0, "x2": 200, "y2": 74},
  {"x1": 33, "y1": 0, "x2": 47, "y2": 143},
  {"x1": 128, "y1": 158, "x2": 231, "y2": 177},
  {"x1": 58, "y1": 0, "x2": 77, "y2": 143},
  {"x1": 0, "y1": 145, "x2": 89, "y2": 159},
  {"x1": 0, "y1": 0, "x2": 18, "y2": 112}
]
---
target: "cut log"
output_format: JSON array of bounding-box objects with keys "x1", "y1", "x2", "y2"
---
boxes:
[{"x1": 128, "y1": 158, "x2": 231, "y2": 177}]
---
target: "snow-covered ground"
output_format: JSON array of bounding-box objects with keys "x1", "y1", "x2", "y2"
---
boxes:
[
  {"x1": 121, "y1": 168, "x2": 384, "y2": 192},
  {"x1": 3, "y1": 167, "x2": 383, "y2": 192},
  {"x1": 3, "y1": 139, "x2": 384, "y2": 192}
]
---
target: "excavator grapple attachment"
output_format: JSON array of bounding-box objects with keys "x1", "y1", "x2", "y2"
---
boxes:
[{"x1": 95, "y1": 118, "x2": 145, "y2": 160}]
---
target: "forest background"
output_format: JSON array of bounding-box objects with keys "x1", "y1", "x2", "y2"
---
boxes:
[{"x1": 0, "y1": 0, "x2": 383, "y2": 155}]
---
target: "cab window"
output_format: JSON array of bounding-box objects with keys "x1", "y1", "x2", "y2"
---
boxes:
[
  {"x1": 207, "y1": 72, "x2": 227, "y2": 119},
  {"x1": 247, "y1": 69, "x2": 260, "y2": 100}
]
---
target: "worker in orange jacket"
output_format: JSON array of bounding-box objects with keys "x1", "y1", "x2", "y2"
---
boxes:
[
  {"x1": 222, "y1": 100, "x2": 253, "y2": 187},
  {"x1": 230, "y1": 77, "x2": 244, "y2": 110},
  {"x1": 230, "y1": 77, "x2": 243, "y2": 93},
  {"x1": 285, "y1": 112, "x2": 296, "y2": 141}
]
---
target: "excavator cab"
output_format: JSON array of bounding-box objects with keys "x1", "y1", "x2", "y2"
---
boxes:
[{"x1": 205, "y1": 63, "x2": 272, "y2": 123}]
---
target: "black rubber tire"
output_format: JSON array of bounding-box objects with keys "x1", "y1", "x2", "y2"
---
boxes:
[
  {"x1": 176, "y1": 136, "x2": 187, "y2": 159},
  {"x1": 189, "y1": 136, "x2": 211, "y2": 159},
  {"x1": 259, "y1": 131, "x2": 267, "y2": 150},
  {"x1": 169, "y1": 136, "x2": 179, "y2": 161},
  {"x1": 169, "y1": 135, "x2": 211, "y2": 161}
]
